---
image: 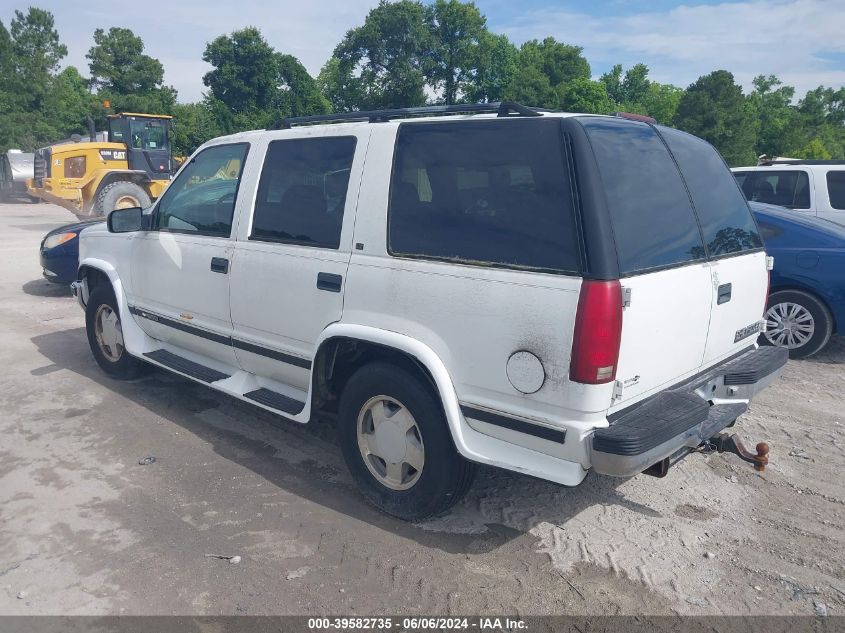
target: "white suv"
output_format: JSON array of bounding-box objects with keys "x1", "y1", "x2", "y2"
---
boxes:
[
  {"x1": 732, "y1": 159, "x2": 845, "y2": 225},
  {"x1": 73, "y1": 103, "x2": 787, "y2": 520}
]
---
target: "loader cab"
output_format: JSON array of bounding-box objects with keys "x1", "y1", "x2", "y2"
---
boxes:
[{"x1": 108, "y1": 113, "x2": 172, "y2": 180}]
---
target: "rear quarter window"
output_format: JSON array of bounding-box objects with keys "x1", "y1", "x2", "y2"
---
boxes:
[
  {"x1": 388, "y1": 119, "x2": 579, "y2": 273},
  {"x1": 658, "y1": 126, "x2": 762, "y2": 257},
  {"x1": 827, "y1": 171, "x2": 845, "y2": 210},
  {"x1": 578, "y1": 117, "x2": 705, "y2": 274}
]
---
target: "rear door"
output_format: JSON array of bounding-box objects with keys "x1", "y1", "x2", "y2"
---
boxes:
[
  {"x1": 228, "y1": 129, "x2": 367, "y2": 391},
  {"x1": 577, "y1": 118, "x2": 713, "y2": 406},
  {"x1": 657, "y1": 127, "x2": 767, "y2": 365}
]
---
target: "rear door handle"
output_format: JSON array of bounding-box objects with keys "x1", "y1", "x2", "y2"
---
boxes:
[
  {"x1": 717, "y1": 283, "x2": 732, "y2": 304},
  {"x1": 210, "y1": 257, "x2": 229, "y2": 274},
  {"x1": 316, "y1": 272, "x2": 342, "y2": 292}
]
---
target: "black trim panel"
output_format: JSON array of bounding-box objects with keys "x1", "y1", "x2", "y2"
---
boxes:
[
  {"x1": 461, "y1": 405, "x2": 566, "y2": 444},
  {"x1": 232, "y1": 338, "x2": 312, "y2": 369},
  {"x1": 129, "y1": 306, "x2": 230, "y2": 345},
  {"x1": 129, "y1": 305, "x2": 312, "y2": 370}
]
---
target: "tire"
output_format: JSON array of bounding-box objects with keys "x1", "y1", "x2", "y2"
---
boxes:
[
  {"x1": 94, "y1": 181, "x2": 151, "y2": 217},
  {"x1": 85, "y1": 284, "x2": 147, "y2": 379},
  {"x1": 337, "y1": 362, "x2": 476, "y2": 521},
  {"x1": 762, "y1": 289, "x2": 833, "y2": 359}
]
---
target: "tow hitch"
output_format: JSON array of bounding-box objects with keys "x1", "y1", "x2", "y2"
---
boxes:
[{"x1": 703, "y1": 433, "x2": 769, "y2": 471}]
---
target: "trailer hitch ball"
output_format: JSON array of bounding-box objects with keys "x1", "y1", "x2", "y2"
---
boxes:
[{"x1": 708, "y1": 433, "x2": 769, "y2": 471}]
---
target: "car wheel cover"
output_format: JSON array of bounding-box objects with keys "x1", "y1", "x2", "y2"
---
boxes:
[
  {"x1": 356, "y1": 395, "x2": 425, "y2": 491},
  {"x1": 94, "y1": 304, "x2": 124, "y2": 362},
  {"x1": 765, "y1": 301, "x2": 815, "y2": 349}
]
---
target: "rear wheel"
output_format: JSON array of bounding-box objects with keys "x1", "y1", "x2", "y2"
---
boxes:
[
  {"x1": 338, "y1": 362, "x2": 475, "y2": 521},
  {"x1": 762, "y1": 289, "x2": 832, "y2": 359},
  {"x1": 85, "y1": 284, "x2": 147, "y2": 379},
  {"x1": 95, "y1": 181, "x2": 151, "y2": 216}
]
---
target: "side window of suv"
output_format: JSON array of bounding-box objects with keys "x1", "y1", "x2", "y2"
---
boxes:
[
  {"x1": 251, "y1": 136, "x2": 357, "y2": 249},
  {"x1": 578, "y1": 117, "x2": 705, "y2": 273},
  {"x1": 658, "y1": 127, "x2": 762, "y2": 257},
  {"x1": 388, "y1": 119, "x2": 579, "y2": 273},
  {"x1": 827, "y1": 171, "x2": 845, "y2": 210},
  {"x1": 155, "y1": 143, "x2": 249, "y2": 236},
  {"x1": 743, "y1": 170, "x2": 810, "y2": 209}
]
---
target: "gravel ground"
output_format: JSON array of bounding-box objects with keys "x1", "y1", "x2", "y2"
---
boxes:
[{"x1": 0, "y1": 202, "x2": 843, "y2": 616}]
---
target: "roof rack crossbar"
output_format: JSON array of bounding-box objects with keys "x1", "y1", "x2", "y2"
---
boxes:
[
  {"x1": 759, "y1": 159, "x2": 845, "y2": 166},
  {"x1": 274, "y1": 101, "x2": 542, "y2": 129}
]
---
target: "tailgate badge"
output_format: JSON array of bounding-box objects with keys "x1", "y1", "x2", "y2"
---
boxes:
[{"x1": 734, "y1": 321, "x2": 762, "y2": 343}]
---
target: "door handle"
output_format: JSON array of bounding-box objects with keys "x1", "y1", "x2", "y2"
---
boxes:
[
  {"x1": 210, "y1": 257, "x2": 229, "y2": 274},
  {"x1": 717, "y1": 283, "x2": 732, "y2": 305},
  {"x1": 316, "y1": 272, "x2": 342, "y2": 292}
]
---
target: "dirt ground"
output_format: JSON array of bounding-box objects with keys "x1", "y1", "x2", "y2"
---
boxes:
[{"x1": 0, "y1": 202, "x2": 843, "y2": 617}]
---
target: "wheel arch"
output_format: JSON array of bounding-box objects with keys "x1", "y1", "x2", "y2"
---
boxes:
[{"x1": 309, "y1": 324, "x2": 470, "y2": 456}]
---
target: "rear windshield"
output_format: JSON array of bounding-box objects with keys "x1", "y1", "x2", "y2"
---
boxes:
[
  {"x1": 658, "y1": 126, "x2": 762, "y2": 257},
  {"x1": 388, "y1": 119, "x2": 579, "y2": 273},
  {"x1": 579, "y1": 117, "x2": 705, "y2": 274}
]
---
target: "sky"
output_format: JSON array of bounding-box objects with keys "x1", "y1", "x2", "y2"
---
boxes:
[{"x1": 2, "y1": 0, "x2": 844, "y2": 103}]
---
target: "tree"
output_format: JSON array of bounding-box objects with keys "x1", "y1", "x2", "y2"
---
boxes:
[
  {"x1": 9, "y1": 8, "x2": 67, "y2": 110},
  {"x1": 794, "y1": 138, "x2": 832, "y2": 160},
  {"x1": 504, "y1": 38, "x2": 590, "y2": 108},
  {"x1": 674, "y1": 70, "x2": 758, "y2": 166},
  {"x1": 425, "y1": 0, "x2": 486, "y2": 104},
  {"x1": 464, "y1": 32, "x2": 517, "y2": 103},
  {"x1": 747, "y1": 75, "x2": 801, "y2": 158},
  {"x1": 87, "y1": 27, "x2": 165, "y2": 94},
  {"x1": 559, "y1": 78, "x2": 613, "y2": 114},
  {"x1": 203, "y1": 27, "x2": 279, "y2": 114},
  {"x1": 170, "y1": 102, "x2": 222, "y2": 156},
  {"x1": 333, "y1": 0, "x2": 431, "y2": 109},
  {"x1": 203, "y1": 27, "x2": 327, "y2": 132}
]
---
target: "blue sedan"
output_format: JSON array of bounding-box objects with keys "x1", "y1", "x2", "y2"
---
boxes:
[
  {"x1": 40, "y1": 218, "x2": 104, "y2": 285},
  {"x1": 751, "y1": 201, "x2": 845, "y2": 358}
]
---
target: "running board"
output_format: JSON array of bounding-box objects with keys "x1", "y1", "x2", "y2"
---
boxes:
[
  {"x1": 243, "y1": 388, "x2": 306, "y2": 415},
  {"x1": 143, "y1": 349, "x2": 231, "y2": 383}
]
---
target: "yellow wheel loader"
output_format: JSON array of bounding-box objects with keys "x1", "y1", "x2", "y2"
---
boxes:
[{"x1": 28, "y1": 113, "x2": 174, "y2": 217}]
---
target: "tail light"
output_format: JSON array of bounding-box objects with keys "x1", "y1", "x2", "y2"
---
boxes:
[{"x1": 569, "y1": 280, "x2": 623, "y2": 384}]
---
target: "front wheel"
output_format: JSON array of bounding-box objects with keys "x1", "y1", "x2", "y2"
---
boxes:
[
  {"x1": 338, "y1": 362, "x2": 475, "y2": 521},
  {"x1": 762, "y1": 289, "x2": 833, "y2": 359},
  {"x1": 95, "y1": 181, "x2": 151, "y2": 216},
  {"x1": 85, "y1": 284, "x2": 148, "y2": 379}
]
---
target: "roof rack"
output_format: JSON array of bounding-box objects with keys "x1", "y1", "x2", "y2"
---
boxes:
[
  {"x1": 758, "y1": 158, "x2": 845, "y2": 166},
  {"x1": 274, "y1": 101, "x2": 543, "y2": 129}
]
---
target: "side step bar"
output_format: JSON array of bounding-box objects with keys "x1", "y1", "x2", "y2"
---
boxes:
[
  {"x1": 244, "y1": 388, "x2": 306, "y2": 415},
  {"x1": 143, "y1": 349, "x2": 231, "y2": 383}
]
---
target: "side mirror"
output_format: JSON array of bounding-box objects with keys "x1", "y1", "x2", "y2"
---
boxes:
[{"x1": 107, "y1": 207, "x2": 143, "y2": 233}]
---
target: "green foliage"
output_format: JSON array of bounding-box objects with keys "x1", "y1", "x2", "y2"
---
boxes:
[
  {"x1": 1, "y1": 1, "x2": 844, "y2": 169},
  {"x1": 202, "y1": 27, "x2": 329, "y2": 132},
  {"x1": 794, "y1": 138, "x2": 832, "y2": 160},
  {"x1": 87, "y1": 27, "x2": 165, "y2": 94},
  {"x1": 503, "y1": 38, "x2": 590, "y2": 108},
  {"x1": 674, "y1": 70, "x2": 759, "y2": 166},
  {"x1": 334, "y1": 0, "x2": 431, "y2": 109},
  {"x1": 559, "y1": 78, "x2": 613, "y2": 114},
  {"x1": 425, "y1": 0, "x2": 487, "y2": 104}
]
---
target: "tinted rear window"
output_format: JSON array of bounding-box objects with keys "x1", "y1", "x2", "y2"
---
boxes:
[
  {"x1": 579, "y1": 117, "x2": 704, "y2": 274},
  {"x1": 658, "y1": 126, "x2": 762, "y2": 257},
  {"x1": 388, "y1": 119, "x2": 579, "y2": 273},
  {"x1": 827, "y1": 171, "x2": 845, "y2": 210}
]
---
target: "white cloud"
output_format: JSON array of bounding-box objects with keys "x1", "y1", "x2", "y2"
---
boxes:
[{"x1": 495, "y1": 0, "x2": 845, "y2": 96}]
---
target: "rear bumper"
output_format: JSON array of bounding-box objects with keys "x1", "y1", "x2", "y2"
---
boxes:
[{"x1": 591, "y1": 346, "x2": 788, "y2": 477}]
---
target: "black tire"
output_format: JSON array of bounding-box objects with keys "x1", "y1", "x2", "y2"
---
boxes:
[
  {"x1": 94, "y1": 181, "x2": 151, "y2": 217},
  {"x1": 85, "y1": 284, "x2": 147, "y2": 379},
  {"x1": 761, "y1": 289, "x2": 833, "y2": 359},
  {"x1": 338, "y1": 362, "x2": 476, "y2": 521}
]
